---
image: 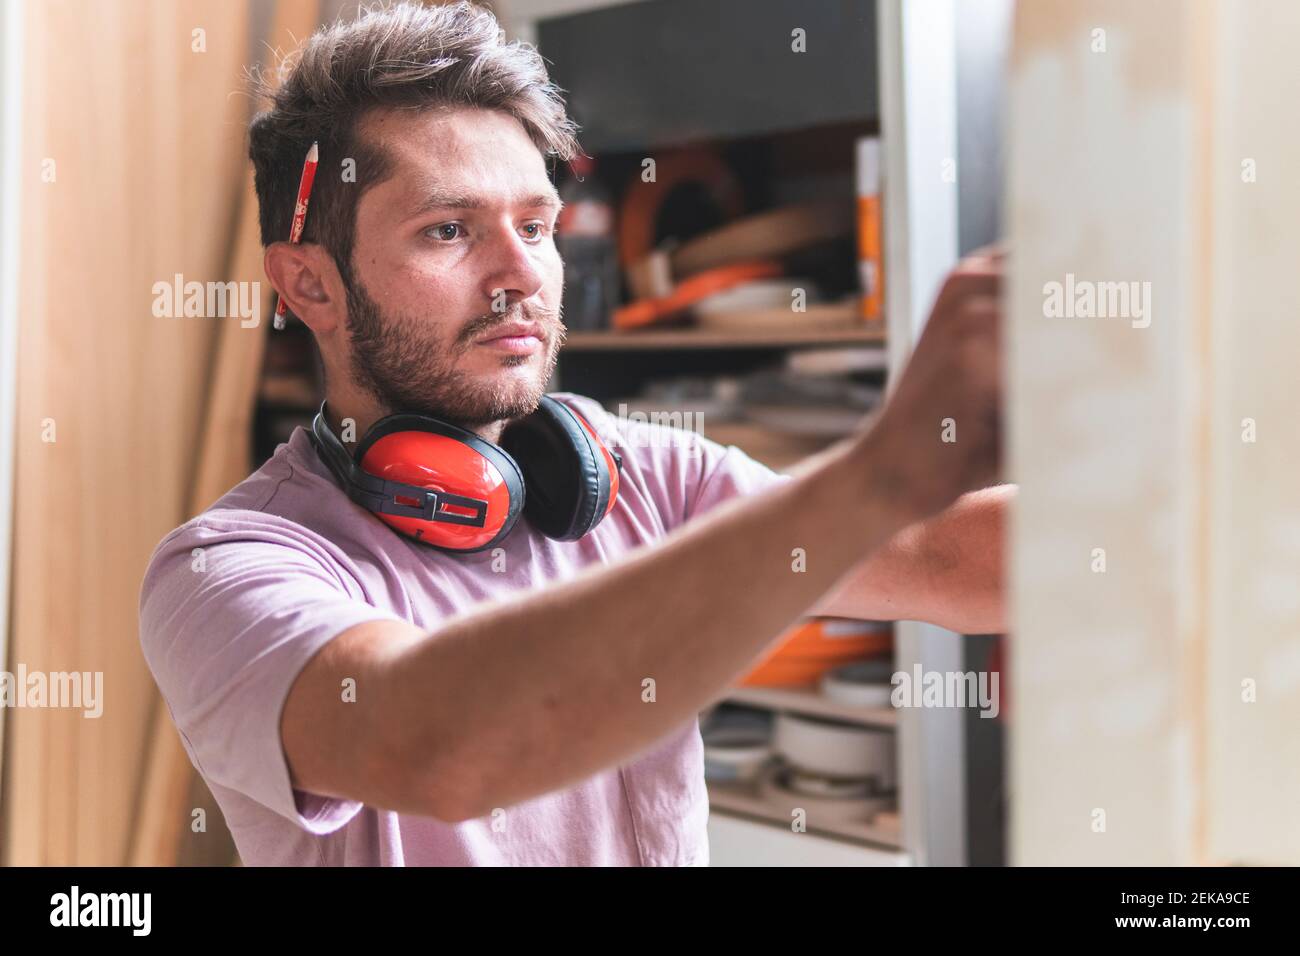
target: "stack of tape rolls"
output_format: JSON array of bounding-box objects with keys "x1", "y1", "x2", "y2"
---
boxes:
[{"x1": 765, "y1": 713, "x2": 898, "y2": 826}]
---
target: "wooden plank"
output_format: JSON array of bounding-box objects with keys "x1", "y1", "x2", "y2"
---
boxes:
[
  {"x1": 1008, "y1": 0, "x2": 1300, "y2": 869},
  {"x1": 129, "y1": 0, "x2": 323, "y2": 868},
  {"x1": 1203, "y1": 0, "x2": 1300, "y2": 865},
  {"x1": 1007, "y1": 0, "x2": 1207, "y2": 865},
  {"x1": 3, "y1": 0, "x2": 253, "y2": 867}
]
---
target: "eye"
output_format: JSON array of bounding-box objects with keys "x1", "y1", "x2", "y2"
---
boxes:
[
  {"x1": 521, "y1": 221, "x2": 549, "y2": 241},
  {"x1": 425, "y1": 223, "x2": 464, "y2": 241}
]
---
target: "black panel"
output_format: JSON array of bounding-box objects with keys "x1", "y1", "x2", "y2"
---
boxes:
[
  {"x1": 538, "y1": 0, "x2": 878, "y2": 153},
  {"x1": 964, "y1": 633, "x2": 1007, "y2": 866}
]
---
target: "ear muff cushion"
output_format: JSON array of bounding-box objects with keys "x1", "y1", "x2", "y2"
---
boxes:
[
  {"x1": 355, "y1": 412, "x2": 526, "y2": 552},
  {"x1": 500, "y1": 396, "x2": 613, "y2": 541}
]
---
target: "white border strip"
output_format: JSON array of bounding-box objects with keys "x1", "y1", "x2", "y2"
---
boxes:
[{"x1": 0, "y1": 0, "x2": 26, "y2": 795}]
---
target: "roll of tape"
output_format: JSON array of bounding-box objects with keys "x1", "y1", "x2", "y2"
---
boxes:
[
  {"x1": 758, "y1": 764, "x2": 896, "y2": 827},
  {"x1": 820, "y1": 660, "x2": 895, "y2": 710},
  {"x1": 773, "y1": 712, "x2": 896, "y2": 789}
]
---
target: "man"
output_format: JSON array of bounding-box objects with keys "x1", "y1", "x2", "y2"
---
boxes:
[{"x1": 139, "y1": 1, "x2": 1006, "y2": 866}]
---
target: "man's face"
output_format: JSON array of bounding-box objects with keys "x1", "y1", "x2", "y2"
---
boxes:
[{"x1": 344, "y1": 106, "x2": 567, "y2": 429}]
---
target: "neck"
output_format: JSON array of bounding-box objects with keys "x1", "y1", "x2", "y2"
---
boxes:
[
  {"x1": 475, "y1": 421, "x2": 507, "y2": 444},
  {"x1": 322, "y1": 386, "x2": 385, "y2": 455},
  {"x1": 323, "y1": 386, "x2": 508, "y2": 451}
]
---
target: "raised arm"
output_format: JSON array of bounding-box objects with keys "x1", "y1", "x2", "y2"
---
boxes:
[
  {"x1": 281, "y1": 253, "x2": 1003, "y2": 823},
  {"x1": 811, "y1": 483, "x2": 1012, "y2": 634}
]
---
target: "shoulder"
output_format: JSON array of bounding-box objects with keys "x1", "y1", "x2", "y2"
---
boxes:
[
  {"x1": 147, "y1": 438, "x2": 350, "y2": 558},
  {"x1": 138, "y1": 430, "x2": 376, "y2": 629}
]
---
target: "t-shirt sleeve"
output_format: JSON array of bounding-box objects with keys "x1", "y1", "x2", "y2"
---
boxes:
[
  {"x1": 138, "y1": 514, "x2": 405, "y2": 835},
  {"x1": 687, "y1": 440, "x2": 796, "y2": 520}
]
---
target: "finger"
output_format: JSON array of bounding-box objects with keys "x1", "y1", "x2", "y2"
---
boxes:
[{"x1": 927, "y1": 270, "x2": 1002, "y2": 326}]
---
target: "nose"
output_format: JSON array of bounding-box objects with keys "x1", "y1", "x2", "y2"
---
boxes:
[{"x1": 480, "y1": 220, "x2": 547, "y2": 314}]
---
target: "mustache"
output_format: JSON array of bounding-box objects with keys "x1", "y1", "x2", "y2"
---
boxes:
[{"x1": 455, "y1": 302, "x2": 566, "y2": 348}]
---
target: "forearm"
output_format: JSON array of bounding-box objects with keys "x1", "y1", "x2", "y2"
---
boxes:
[
  {"x1": 814, "y1": 483, "x2": 1011, "y2": 633},
  {"x1": 377, "y1": 432, "x2": 920, "y2": 821}
]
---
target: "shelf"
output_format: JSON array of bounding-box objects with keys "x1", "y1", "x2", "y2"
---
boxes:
[
  {"x1": 562, "y1": 323, "x2": 886, "y2": 351},
  {"x1": 720, "y1": 684, "x2": 898, "y2": 729},
  {"x1": 707, "y1": 775, "x2": 903, "y2": 850},
  {"x1": 708, "y1": 813, "x2": 911, "y2": 866}
]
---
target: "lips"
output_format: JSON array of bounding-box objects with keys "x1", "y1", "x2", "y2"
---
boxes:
[{"x1": 475, "y1": 321, "x2": 544, "y2": 344}]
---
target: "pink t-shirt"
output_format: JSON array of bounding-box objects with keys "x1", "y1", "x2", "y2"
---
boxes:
[{"x1": 138, "y1": 392, "x2": 789, "y2": 866}]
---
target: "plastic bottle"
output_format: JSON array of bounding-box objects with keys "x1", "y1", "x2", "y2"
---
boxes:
[
  {"x1": 855, "y1": 136, "x2": 884, "y2": 322},
  {"x1": 555, "y1": 154, "x2": 620, "y2": 332}
]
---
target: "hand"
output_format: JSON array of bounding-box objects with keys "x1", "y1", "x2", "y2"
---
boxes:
[{"x1": 861, "y1": 247, "x2": 1003, "y2": 523}]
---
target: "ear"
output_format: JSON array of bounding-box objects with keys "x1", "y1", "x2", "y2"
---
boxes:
[{"x1": 263, "y1": 242, "x2": 346, "y2": 332}]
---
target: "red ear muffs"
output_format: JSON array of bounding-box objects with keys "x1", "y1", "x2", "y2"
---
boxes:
[
  {"x1": 352, "y1": 413, "x2": 526, "y2": 552},
  {"x1": 309, "y1": 396, "x2": 621, "y2": 553}
]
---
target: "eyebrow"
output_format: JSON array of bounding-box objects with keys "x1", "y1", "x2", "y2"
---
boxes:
[{"x1": 407, "y1": 186, "x2": 564, "y2": 219}]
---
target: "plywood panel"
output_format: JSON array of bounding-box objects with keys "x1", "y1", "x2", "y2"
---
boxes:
[
  {"x1": 1203, "y1": 0, "x2": 1300, "y2": 865},
  {"x1": 130, "y1": 0, "x2": 325, "y2": 867},
  {"x1": 1007, "y1": 0, "x2": 1206, "y2": 865},
  {"x1": 2, "y1": 0, "x2": 252, "y2": 865},
  {"x1": 1010, "y1": 0, "x2": 1300, "y2": 866}
]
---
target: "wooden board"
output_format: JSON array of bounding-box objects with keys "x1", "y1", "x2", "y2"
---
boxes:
[
  {"x1": 671, "y1": 199, "x2": 856, "y2": 279},
  {"x1": 1008, "y1": 0, "x2": 1300, "y2": 866},
  {"x1": 4, "y1": 0, "x2": 257, "y2": 866},
  {"x1": 128, "y1": 0, "x2": 325, "y2": 869},
  {"x1": 692, "y1": 300, "x2": 862, "y2": 335}
]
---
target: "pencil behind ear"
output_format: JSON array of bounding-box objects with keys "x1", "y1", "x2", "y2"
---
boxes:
[
  {"x1": 273, "y1": 141, "x2": 320, "y2": 328},
  {"x1": 262, "y1": 242, "x2": 340, "y2": 332}
]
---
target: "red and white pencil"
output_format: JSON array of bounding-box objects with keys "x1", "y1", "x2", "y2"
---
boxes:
[{"x1": 273, "y1": 141, "x2": 320, "y2": 330}]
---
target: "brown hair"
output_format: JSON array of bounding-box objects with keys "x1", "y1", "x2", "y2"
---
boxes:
[{"x1": 248, "y1": 0, "x2": 581, "y2": 291}]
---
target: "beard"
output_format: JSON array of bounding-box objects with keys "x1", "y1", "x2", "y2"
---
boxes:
[{"x1": 343, "y1": 272, "x2": 565, "y2": 430}]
